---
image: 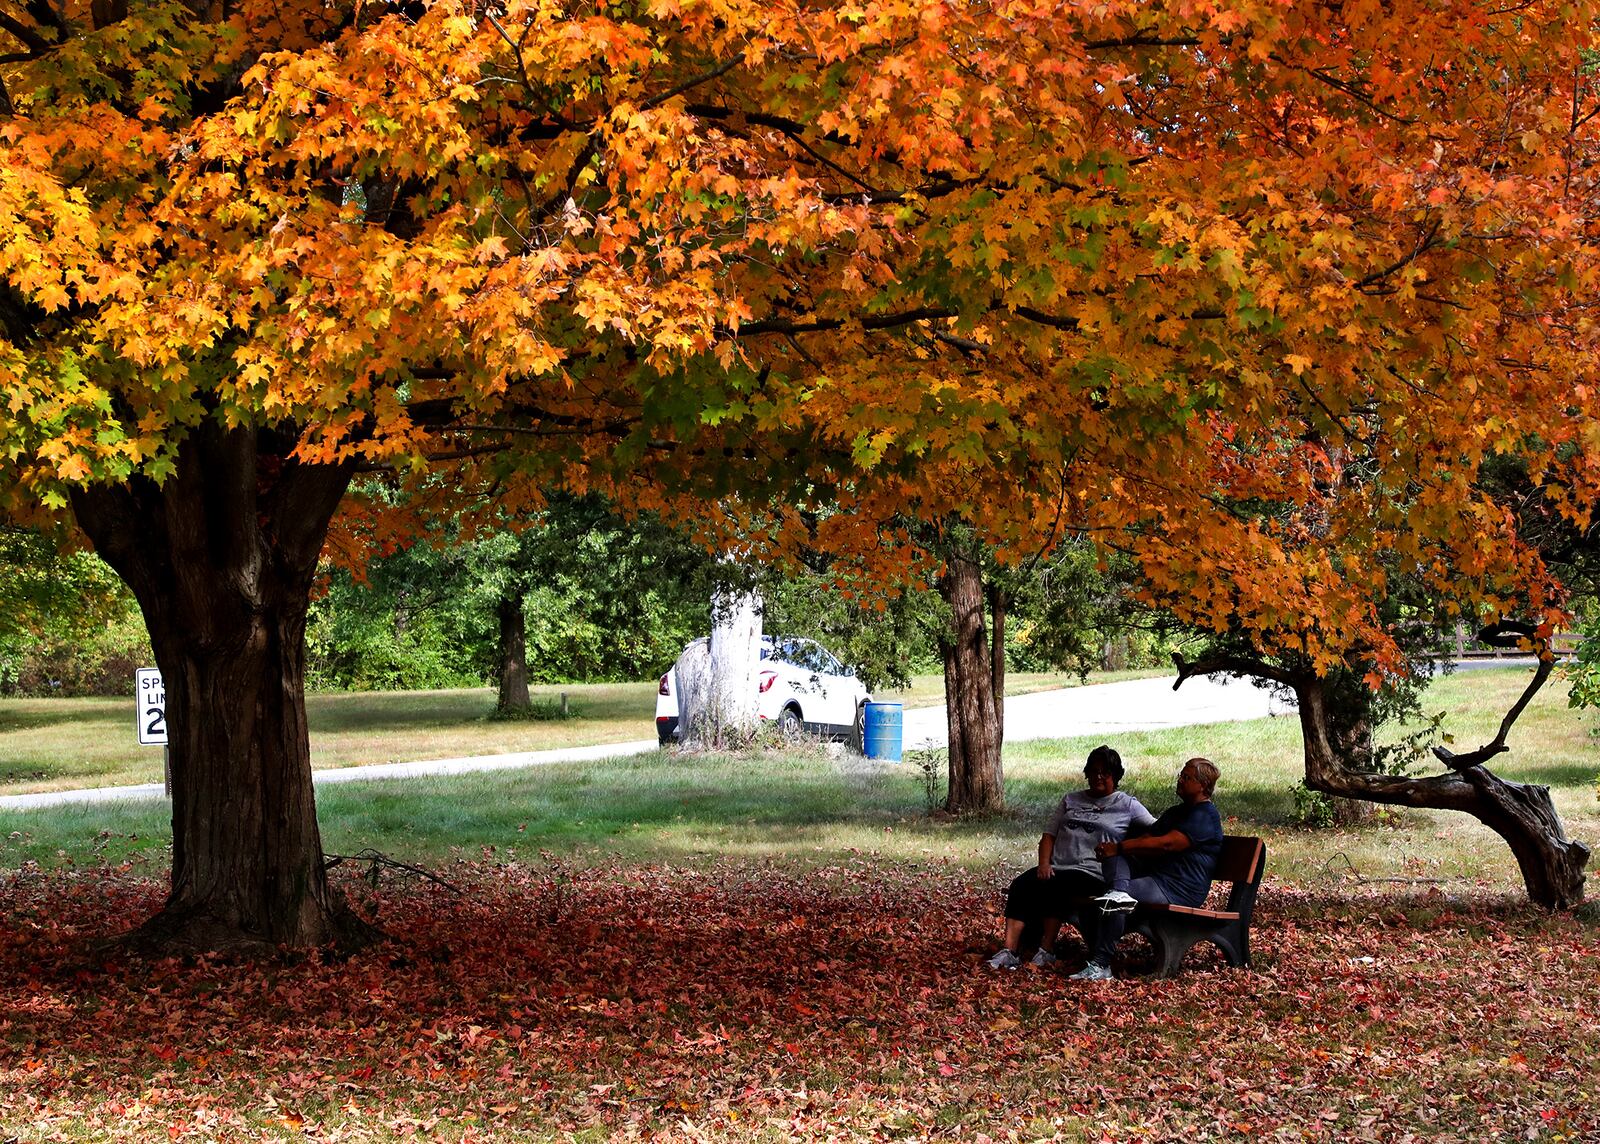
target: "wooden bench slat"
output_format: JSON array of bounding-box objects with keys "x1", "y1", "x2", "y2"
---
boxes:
[{"x1": 1138, "y1": 903, "x2": 1241, "y2": 921}]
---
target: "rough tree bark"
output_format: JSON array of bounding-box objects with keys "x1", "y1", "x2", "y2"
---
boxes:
[
  {"x1": 70, "y1": 422, "x2": 375, "y2": 952},
  {"x1": 708, "y1": 582, "x2": 762, "y2": 734},
  {"x1": 988, "y1": 583, "x2": 1007, "y2": 747},
  {"x1": 495, "y1": 591, "x2": 532, "y2": 715},
  {"x1": 939, "y1": 549, "x2": 1003, "y2": 813},
  {"x1": 673, "y1": 638, "x2": 714, "y2": 748},
  {"x1": 677, "y1": 582, "x2": 762, "y2": 749},
  {"x1": 1174, "y1": 624, "x2": 1590, "y2": 908}
]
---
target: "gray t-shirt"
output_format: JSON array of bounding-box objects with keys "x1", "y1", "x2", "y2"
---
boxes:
[{"x1": 1043, "y1": 790, "x2": 1157, "y2": 875}]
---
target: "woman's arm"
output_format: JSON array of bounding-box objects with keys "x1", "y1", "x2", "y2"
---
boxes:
[
  {"x1": 1096, "y1": 829, "x2": 1191, "y2": 859},
  {"x1": 1125, "y1": 795, "x2": 1157, "y2": 829}
]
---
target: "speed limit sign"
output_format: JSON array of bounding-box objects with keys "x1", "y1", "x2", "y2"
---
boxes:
[{"x1": 136, "y1": 667, "x2": 168, "y2": 746}]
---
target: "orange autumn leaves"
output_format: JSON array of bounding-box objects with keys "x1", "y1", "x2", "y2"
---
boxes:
[{"x1": 1, "y1": 0, "x2": 1599, "y2": 671}]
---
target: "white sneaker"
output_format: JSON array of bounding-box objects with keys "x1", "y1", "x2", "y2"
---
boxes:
[
  {"x1": 985, "y1": 949, "x2": 1022, "y2": 970},
  {"x1": 1092, "y1": 890, "x2": 1138, "y2": 913},
  {"x1": 1029, "y1": 948, "x2": 1059, "y2": 968},
  {"x1": 1070, "y1": 961, "x2": 1114, "y2": 981}
]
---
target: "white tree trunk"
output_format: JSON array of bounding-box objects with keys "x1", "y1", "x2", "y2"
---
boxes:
[
  {"x1": 711, "y1": 584, "x2": 762, "y2": 727},
  {"x1": 674, "y1": 639, "x2": 714, "y2": 749},
  {"x1": 678, "y1": 583, "x2": 763, "y2": 749}
]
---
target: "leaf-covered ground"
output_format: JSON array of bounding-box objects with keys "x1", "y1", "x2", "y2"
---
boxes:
[{"x1": 2, "y1": 862, "x2": 1597, "y2": 1142}]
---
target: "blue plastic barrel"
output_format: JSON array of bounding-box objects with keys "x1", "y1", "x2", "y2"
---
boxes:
[{"x1": 863, "y1": 701, "x2": 904, "y2": 762}]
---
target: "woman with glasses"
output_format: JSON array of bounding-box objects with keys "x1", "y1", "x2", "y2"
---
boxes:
[
  {"x1": 985, "y1": 745, "x2": 1155, "y2": 970},
  {"x1": 1070, "y1": 756, "x2": 1224, "y2": 982}
]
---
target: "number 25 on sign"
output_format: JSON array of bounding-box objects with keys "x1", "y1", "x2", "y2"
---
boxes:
[{"x1": 136, "y1": 667, "x2": 167, "y2": 746}]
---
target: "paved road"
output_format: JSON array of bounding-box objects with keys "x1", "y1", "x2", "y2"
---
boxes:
[
  {"x1": 0, "y1": 671, "x2": 1298, "y2": 811},
  {"x1": 901, "y1": 672, "x2": 1294, "y2": 749}
]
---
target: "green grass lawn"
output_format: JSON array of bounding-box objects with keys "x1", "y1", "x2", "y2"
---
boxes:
[
  {"x1": 0, "y1": 669, "x2": 1144, "y2": 794},
  {"x1": 4, "y1": 666, "x2": 1596, "y2": 896}
]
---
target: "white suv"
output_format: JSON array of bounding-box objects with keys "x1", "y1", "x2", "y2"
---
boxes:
[{"x1": 655, "y1": 636, "x2": 871, "y2": 745}]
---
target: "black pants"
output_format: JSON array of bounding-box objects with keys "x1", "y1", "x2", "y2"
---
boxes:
[{"x1": 1003, "y1": 867, "x2": 1106, "y2": 951}]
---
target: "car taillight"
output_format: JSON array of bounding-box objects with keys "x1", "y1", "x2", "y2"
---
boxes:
[
  {"x1": 758, "y1": 670, "x2": 776, "y2": 693},
  {"x1": 658, "y1": 674, "x2": 671, "y2": 696}
]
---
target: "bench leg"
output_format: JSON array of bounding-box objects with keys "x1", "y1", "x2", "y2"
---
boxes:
[
  {"x1": 1136, "y1": 917, "x2": 1251, "y2": 977},
  {"x1": 1145, "y1": 927, "x2": 1194, "y2": 978},
  {"x1": 1209, "y1": 922, "x2": 1249, "y2": 969}
]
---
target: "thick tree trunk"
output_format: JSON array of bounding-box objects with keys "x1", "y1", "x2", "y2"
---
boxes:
[
  {"x1": 988, "y1": 584, "x2": 1007, "y2": 747},
  {"x1": 678, "y1": 584, "x2": 762, "y2": 749},
  {"x1": 940, "y1": 551, "x2": 1003, "y2": 813},
  {"x1": 674, "y1": 638, "x2": 714, "y2": 748},
  {"x1": 1325, "y1": 711, "x2": 1378, "y2": 827},
  {"x1": 70, "y1": 422, "x2": 373, "y2": 952},
  {"x1": 707, "y1": 583, "x2": 762, "y2": 740},
  {"x1": 495, "y1": 592, "x2": 532, "y2": 714}
]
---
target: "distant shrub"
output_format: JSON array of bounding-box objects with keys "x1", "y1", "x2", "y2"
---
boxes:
[
  {"x1": 0, "y1": 614, "x2": 153, "y2": 697},
  {"x1": 488, "y1": 696, "x2": 577, "y2": 722}
]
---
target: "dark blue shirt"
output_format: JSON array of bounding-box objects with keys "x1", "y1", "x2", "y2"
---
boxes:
[{"x1": 1150, "y1": 800, "x2": 1223, "y2": 907}]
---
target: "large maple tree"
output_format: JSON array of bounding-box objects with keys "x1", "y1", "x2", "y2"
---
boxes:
[
  {"x1": 3, "y1": 0, "x2": 1598, "y2": 949},
  {"x1": 760, "y1": 0, "x2": 1600, "y2": 872}
]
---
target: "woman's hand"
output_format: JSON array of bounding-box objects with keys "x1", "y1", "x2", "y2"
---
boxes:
[{"x1": 1094, "y1": 840, "x2": 1121, "y2": 860}]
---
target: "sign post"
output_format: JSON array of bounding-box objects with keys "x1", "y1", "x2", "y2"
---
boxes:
[{"x1": 135, "y1": 667, "x2": 170, "y2": 796}]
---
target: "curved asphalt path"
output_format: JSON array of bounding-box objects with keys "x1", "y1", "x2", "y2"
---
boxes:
[
  {"x1": 0, "y1": 671, "x2": 1312, "y2": 811},
  {"x1": 900, "y1": 672, "x2": 1295, "y2": 750}
]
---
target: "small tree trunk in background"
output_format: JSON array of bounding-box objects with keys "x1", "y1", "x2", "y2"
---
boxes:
[
  {"x1": 71, "y1": 422, "x2": 374, "y2": 953},
  {"x1": 496, "y1": 591, "x2": 531, "y2": 714},
  {"x1": 941, "y1": 551, "x2": 1003, "y2": 813}
]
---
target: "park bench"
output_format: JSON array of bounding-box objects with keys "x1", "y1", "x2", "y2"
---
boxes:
[{"x1": 1125, "y1": 834, "x2": 1266, "y2": 978}]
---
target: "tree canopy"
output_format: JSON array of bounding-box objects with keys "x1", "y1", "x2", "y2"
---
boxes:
[
  {"x1": 3, "y1": 0, "x2": 1600, "y2": 942},
  {"x1": 5, "y1": 0, "x2": 1598, "y2": 638}
]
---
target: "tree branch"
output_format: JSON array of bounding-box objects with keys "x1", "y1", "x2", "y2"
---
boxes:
[
  {"x1": 1085, "y1": 34, "x2": 1203, "y2": 49},
  {"x1": 0, "y1": 9, "x2": 52, "y2": 51},
  {"x1": 1432, "y1": 621, "x2": 1553, "y2": 771},
  {"x1": 737, "y1": 307, "x2": 957, "y2": 336},
  {"x1": 1354, "y1": 220, "x2": 1442, "y2": 291},
  {"x1": 642, "y1": 55, "x2": 745, "y2": 110},
  {"x1": 1172, "y1": 650, "x2": 1303, "y2": 689}
]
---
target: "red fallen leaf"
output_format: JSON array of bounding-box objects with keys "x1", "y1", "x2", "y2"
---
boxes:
[{"x1": 6, "y1": 863, "x2": 1600, "y2": 1141}]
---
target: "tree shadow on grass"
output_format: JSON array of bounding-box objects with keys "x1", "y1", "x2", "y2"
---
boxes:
[
  {"x1": 305, "y1": 685, "x2": 653, "y2": 734},
  {"x1": 0, "y1": 701, "x2": 128, "y2": 733}
]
